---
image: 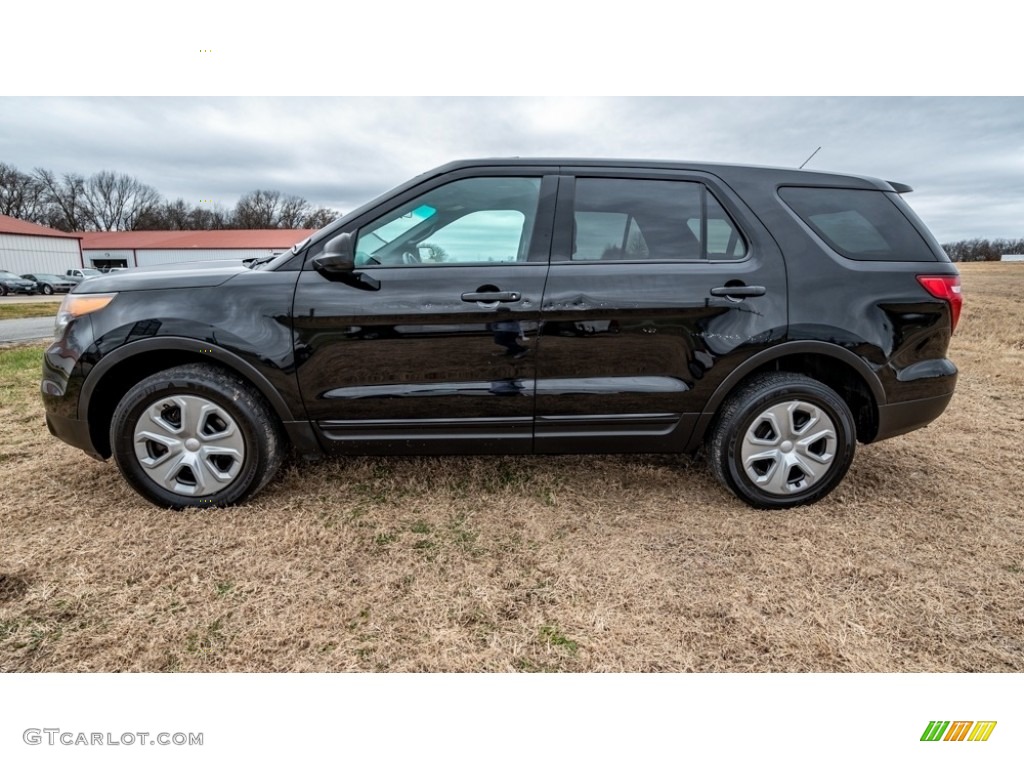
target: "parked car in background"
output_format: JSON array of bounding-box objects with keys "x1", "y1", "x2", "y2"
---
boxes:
[
  {"x1": 64, "y1": 268, "x2": 103, "y2": 283},
  {"x1": 0, "y1": 270, "x2": 38, "y2": 296},
  {"x1": 41, "y1": 158, "x2": 961, "y2": 511},
  {"x1": 21, "y1": 273, "x2": 76, "y2": 295}
]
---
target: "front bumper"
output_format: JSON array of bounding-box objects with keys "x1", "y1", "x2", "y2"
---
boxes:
[{"x1": 45, "y1": 412, "x2": 105, "y2": 460}]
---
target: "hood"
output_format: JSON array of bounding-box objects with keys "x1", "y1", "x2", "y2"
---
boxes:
[{"x1": 73, "y1": 265, "x2": 248, "y2": 293}]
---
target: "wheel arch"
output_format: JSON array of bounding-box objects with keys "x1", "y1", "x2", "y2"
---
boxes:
[
  {"x1": 81, "y1": 337, "x2": 296, "y2": 458},
  {"x1": 690, "y1": 341, "x2": 886, "y2": 449}
]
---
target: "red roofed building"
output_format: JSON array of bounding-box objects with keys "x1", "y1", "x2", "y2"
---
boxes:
[
  {"x1": 0, "y1": 214, "x2": 84, "y2": 275},
  {"x1": 79, "y1": 229, "x2": 316, "y2": 269}
]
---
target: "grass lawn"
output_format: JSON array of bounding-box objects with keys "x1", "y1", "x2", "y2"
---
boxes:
[{"x1": 0, "y1": 302, "x2": 60, "y2": 320}]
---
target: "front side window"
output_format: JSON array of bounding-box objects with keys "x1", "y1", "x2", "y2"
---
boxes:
[
  {"x1": 355, "y1": 177, "x2": 541, "y2": 266},
  {"x1": 567, "y1": 178, "x2": 747, "y2": 261},
  {"x1": 779, "y1": 186, "x2": 936, "y2": 262}
]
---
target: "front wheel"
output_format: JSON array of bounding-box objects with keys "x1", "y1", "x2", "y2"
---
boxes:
[
  {"x1": 110, "y1": 364, "x2": 285, "y2": 509},
  {"x1": 707, "y1": 373, "x2": 856, "y2": 509},
  {"x1": 42, "y1": 284, "x2": 54, "y2": 295}
]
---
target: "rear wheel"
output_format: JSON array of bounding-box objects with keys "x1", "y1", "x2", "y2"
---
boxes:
[
  {"x1": 110, "y1": 364, "x2": 285, "y2": 509},
  {"x1": 707, "y1": 373, "x2": 856, "y2": 509}
]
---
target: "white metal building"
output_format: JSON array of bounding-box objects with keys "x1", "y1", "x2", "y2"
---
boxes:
[
  {"x1": 79, "y1": 230, "x2": 316, "y2": 269},
  {"x1": 0, "y1": 214, "x2": 84, "y2": 275},
  {"x1": 1002, "y1": 254, "x2": 1024, "y2": 262}
]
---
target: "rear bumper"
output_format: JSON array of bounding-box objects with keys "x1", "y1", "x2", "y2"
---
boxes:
[
  {"x1": 45, "y1": 412, "x2": 105, "y2": 460},
  {"x1": 874, "y1": 391, "x2": 955, "y2": 442}
]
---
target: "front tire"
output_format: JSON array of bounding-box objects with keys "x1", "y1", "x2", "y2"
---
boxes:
[
  {"x1": 110, "y1": 364, "x2": 285, "y2": 509},
  {"x1": 707, "y1": 373, "x2": 856, "y2": 509},
  {"x1": 42, "y1": 284, "x2": 54, "y2": 295}
]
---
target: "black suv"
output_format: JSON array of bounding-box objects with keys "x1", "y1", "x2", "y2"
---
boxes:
[{"x1": 41, "y1": 159, "x2": 961, "y2": 509}]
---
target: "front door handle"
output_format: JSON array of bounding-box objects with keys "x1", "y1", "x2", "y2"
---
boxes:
[
  {"x1": 709, "y1": 285, "x2": 766, "y2": 298},
  {"x1": 461, "y1": 291, "x2": 522, "y2": 303}
]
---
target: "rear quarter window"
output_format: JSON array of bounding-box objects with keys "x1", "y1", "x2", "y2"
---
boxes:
[{"x1": 779, "y1": 186, "x2": 938, "y2": 262}]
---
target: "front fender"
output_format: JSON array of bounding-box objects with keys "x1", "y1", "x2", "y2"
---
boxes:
[{"x1": 79, "y1": 336, "x2": 297, "y2": 424}]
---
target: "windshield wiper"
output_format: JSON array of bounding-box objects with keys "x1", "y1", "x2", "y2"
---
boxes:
[{"x1": 245, "y1": 255, "x2": 276, "y2": 270}]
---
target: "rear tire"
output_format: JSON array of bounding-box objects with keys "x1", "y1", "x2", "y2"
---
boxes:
[
  {"x1": 110, "y1": 363, "x2": 285, "y2": 509},
  {"x1": 707, "y1": 372, "x2": 856, "y2": 509}
]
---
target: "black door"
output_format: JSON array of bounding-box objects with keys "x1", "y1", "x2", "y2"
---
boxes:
[
  {"x1": 534, "y1": 172, "x2": 788, "y2": 452},
  {"x1": 293, "y1": 172, "x2": 556, "y2": 454}
]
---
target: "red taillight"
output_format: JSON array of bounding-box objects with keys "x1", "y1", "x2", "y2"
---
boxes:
[{"x1": 917, "y1": 274, "x2": 963, "y2": 333}]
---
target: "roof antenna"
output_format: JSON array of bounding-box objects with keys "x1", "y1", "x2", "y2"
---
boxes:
[{"x1": 798, "y1": 146, "x2": 822, "y2": 169}]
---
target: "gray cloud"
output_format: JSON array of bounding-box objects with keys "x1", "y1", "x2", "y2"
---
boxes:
[{"x1": 1, "y1": 96, "x2": 1021, "y2": 240}]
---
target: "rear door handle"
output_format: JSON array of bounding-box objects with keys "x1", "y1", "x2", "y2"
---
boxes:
[
  {"x1": 461, "y1": 291, "x2": 522, "y2": 303},
  {"x1": 709, "y1": 285, "x2": 766, "y2": 298}
]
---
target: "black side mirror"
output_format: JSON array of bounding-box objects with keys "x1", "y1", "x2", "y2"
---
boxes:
[
  {"x1": 311, "y1": 232, "x2": 355, "y2": 273},
  {"x1": 311, "y1": 232, "x2": 380, "y2": 291}
]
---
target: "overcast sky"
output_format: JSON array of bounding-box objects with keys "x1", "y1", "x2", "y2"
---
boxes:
[{"x1": 2, "y1": 97, "x2": 1021, "y2": 242}]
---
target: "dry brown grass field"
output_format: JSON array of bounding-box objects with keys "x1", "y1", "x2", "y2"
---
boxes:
[{"x1": 1, "y1": 262, "x2": 1021, "y2": 672}]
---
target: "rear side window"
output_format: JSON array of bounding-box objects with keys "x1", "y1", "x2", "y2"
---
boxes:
[
  {"x1": 779, "y1": 187, "x2": 936, "y2": 262},
  {"x1": 567, "y1": 178, "x2": 747, "y2": 261}
]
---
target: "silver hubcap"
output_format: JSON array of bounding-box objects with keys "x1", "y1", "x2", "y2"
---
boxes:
[
  {"x1": 133, "y1": 395, "x2": 245, "y2": 496},
  {"x1": 740, "y1": 400, "x2": 837, "y2": 496}
]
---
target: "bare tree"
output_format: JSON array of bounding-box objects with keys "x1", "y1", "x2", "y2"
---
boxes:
[
  {"x1": 942, "y1": 238, "x2": 1024, "y2": 262},
  {"x1": 34, "y1": 168, "x2": 89, "y2": 231},
  {"x1": 16, "y1": 161, "x2": 338, "y2": 233},
  {"x1": 0, "y1": 162, "x2": 48, "y2": 222},
  {"x1": 190, "y1": 204, "x2": 230, "y2": 230},
  {"x1": 135, "y1": 198, "x2": 189, "y2": 230},
  {"x1": 81, "y1": 170, "x2": 161, "y2": 231},
  {"x1": 233, "y1": 189, "x2": 338, "y2": 229},
  {"x1": 302, "y1": 206, "x2": 338, "y2": 229},
  {"x1": 277, "y1": 194, "x2": 311, "y2": 228},
  {"x1": 135, "y1": 198, "x2": 233, "y2": 231},
  {"x1": 234, "y1": 190, "x2": 285, "y2": 228}
]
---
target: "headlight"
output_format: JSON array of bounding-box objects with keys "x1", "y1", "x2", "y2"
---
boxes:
[{"x1": 54, "y1": 293, "x2": 117, "y2": 339}]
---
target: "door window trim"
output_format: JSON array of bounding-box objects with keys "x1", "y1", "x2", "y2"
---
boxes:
[
  {"x1": 302, "y1": 169, "x2": 559, "y2": 269},
  {"x1": 550, "y1": 172, "x2": 752, "y2": 265}
]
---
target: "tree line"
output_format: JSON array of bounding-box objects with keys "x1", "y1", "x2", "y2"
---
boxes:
[
  {"x1": 4, "y1": 160, "x2": 1020, "y2": 254},
  {"x1": 0, "y1": 161, "x2": 340, "y2": 232},
  {"x1": 941, "y1": 238, "x2": 1024, "y2": 262}
]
